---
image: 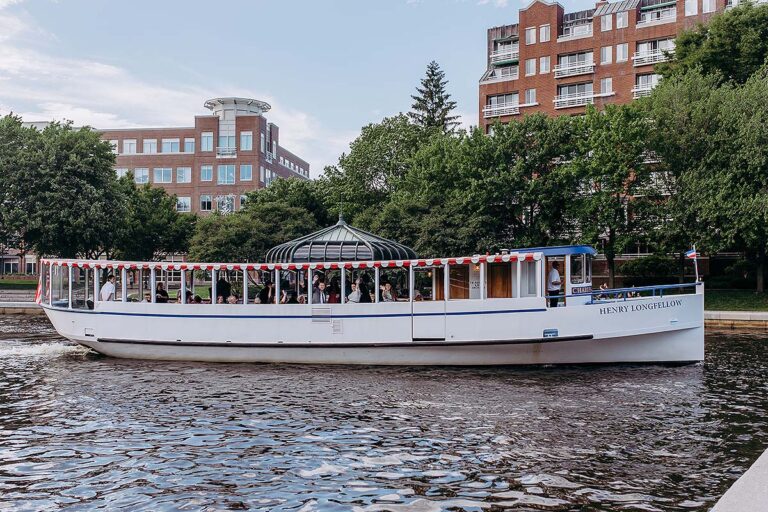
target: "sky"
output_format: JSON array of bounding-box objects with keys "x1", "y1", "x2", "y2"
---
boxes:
[{"x1": 0, "y1": 0, "x2": 594, "y2": 177}]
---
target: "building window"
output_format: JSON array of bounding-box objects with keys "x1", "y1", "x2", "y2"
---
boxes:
[
  {"x1": 143, "y1": 139, "x2": 157, "y2": 154},
  {"x1": 161, "y1": 138, "x2": 180, "y2": 153},
  {"x1": 260, "y1": 133, "x2": 266, "y2": 153},
  {"x1": 601, "y1": 14, "x2": 612, "y2": 31},
  {"x1": 240, "y1": 131, "x2": 253, "y2": 151},
  {"x1": 201, "y1": 132, "x2": 213, "y2": 152},
  {"x1": 616, "y1": 11, "x2": 628, "y2": 28},
  {"x1": 525, "y1": 58, "x2": 536, "y2": 76},
  {"x1": 134, "y1": 168, "x2": 149, "y2": 184},
  {"x1": 637, "y1": 73, "x2": 661, "y2": 89},
  {"x1": 115, "y1": 168, "x2": 129, "y2": 179},
  {"x1": 703, "y1": 0, "x2": 715, "y2": 12},
  {"x1": 525, "y1": 88, "x2": 537, "y2": 104},
  {"x1": 26, "y1": 262, "x2": 36, "y2": 274},
  {"x1": 558, "y1": 82, "x2": 593, "y2": 97},
  {"x1": 201, "y1": 165, "x2": 213, "y2": 182},
  {"x1": 539, "y1": 56, "x2": 550, "y2": 74},
  {"x1": 215, "y1": 195, "x2": 235, "y2": 213},
  {"x1": 272, "y1": 141, "x2": 276, "y2": 156},
  {"x1": 539, "y1": 24, "x2": 550, "y2": 42},
  {"x1": 525, "y1": 27, "x2": 536, "y2": 45},
  {"x1": 200, "y1": 195, "x2": 212, "y2": 212},
  {"x1": 685, "y1": 0, "x2": 698, "y2": 15},
  {"x1": 601, "y1": 77, "x2": 613, "y2": 94},
  {"x1": 184, "y1": 138, "x2": 195, "y2": 152},
  {"x1": 219, "y1": 135, "x2": 236, "y2": 150},
  {"x1": 217, "y1": 165, "x2": 235, "y2": 185},
  {"x1": 109, "y1": 140, "x2": 118, "y2": 154},
  {"x1": 153, "y1": 168, "x2": 172, "y2": 183},
  {"x1": 176, "y1": 167, "x2": 192, "y2": 183},
  {"x1": 616, "y1": 43, "x2": 628, "y2": 62},
  {"x1": 600, "y1": 46, "x2": 612, "y2": 64},
  {"x1": 176, "y1": 197, "x2": 191, "y2": 213},
  {"x1": 123, "y1": 139, "x2": 137, "y2": 154},
  {"x1": 240, "y1": 164, "x2": 253, "y2": 181},
  {"x1": 240, "y1": 195, "x2": 248, "y2": 209},
  {"x1": 260, "y1": 165, "x2": 265, "y2": 183}
]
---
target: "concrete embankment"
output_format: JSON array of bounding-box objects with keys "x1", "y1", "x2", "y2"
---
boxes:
[
  {"x1": 705, "y1": 311, "x2": 768, "y2": 331},
  {"x1": 711, "y1": 447, "x2": 768, "y2": 512},
  {"x1": 0, "y1": 302, "x2": 43, "y2": 315}
]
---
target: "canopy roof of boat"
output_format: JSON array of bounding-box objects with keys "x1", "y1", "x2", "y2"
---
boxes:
[
  {"x1": 512, "y1": 245, "x2": 597, "y2": 257},
  {"x1": 265, "y1": 216, "x2": 417, "y2": 263}
]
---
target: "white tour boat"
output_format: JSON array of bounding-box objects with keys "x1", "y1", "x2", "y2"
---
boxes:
[{"x1": 37, "y1": 221, "x2": 703, "y2": 366}]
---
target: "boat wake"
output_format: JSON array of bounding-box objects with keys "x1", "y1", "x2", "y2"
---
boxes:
[{"x1": 0, "y1": 342, "x2": 91, "y2": 358}]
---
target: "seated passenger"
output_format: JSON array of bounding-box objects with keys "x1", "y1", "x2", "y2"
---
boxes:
[
  {"x1": 226, "y1": 295, "x2": 238, "y2": 304},
  {"x1": 141, "y1": 292, "x2": 151, "y2": 303},
  {"x1": 193, "y1": 295, "x2": 202, "y2": 304},
  {"x1": 358, "y1": 276, "x2": 372, "y2": 303},
  {"x1": 381, "y1": 282, "x2": 396, "y2": 302},
  {"x1": 286, "y1": 291, "x2": 299, "y2": 304},
  {"x1": 156, "y1": 283, "x2": 169, "y2": 303},
  {"x1": 185, "y1": 291, "x2": 194, "y2": 303},
  {"x1": 217, "y1": 276, "x2": 232, "y2": 300},
  {"x1": 298, "y1": 295, "x2": 306, "y2": 304},
  {"x1": 258, "y1": 281, "x2": 276, "y2": 304},
  {"x1": 347, "y1": 282, "x2": 360, "y2": 303},
  {"x1": 327, "y1": 277, "x2": 340, "y2": 304},
  {"x1": 216, "y1": 295, "x2": 224, "y2": 304}
]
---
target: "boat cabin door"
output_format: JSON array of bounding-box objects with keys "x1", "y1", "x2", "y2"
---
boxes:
[
  {"x1": 545, "y1": 257, "x2": 565, "y2": 307},
  {"x1": 566, "y1": 253, "x2": 593, "y2": 305},
  {"x1": 411, "y1": 265, "x2": 446, "y2": 341}
]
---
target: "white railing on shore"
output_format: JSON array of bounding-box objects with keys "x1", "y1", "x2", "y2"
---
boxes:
[
  {"x1": 490, "y1": 46, "x2": 519, "y2": 64},
  {"x1": 554, "y1": 62, "x2": 595, "y2": 78},
  {"x1": 633, "y1": 49, "x2": 674, "y2": 66},
  {"x1": 632, "y1": 86, "x2": 654, "y2": 99},
  {"x1": 554, "y1": 92, "x2": 594, "y2": 109},
  {"x1": 638, "y1": 11, "x2": 676, "y2": 26},
  {"x1": 483, "y1": 102, "x2": 520, "y2": 118},
  {"x1": 216, "y1": 147, "x2": 237, "y2": 158}
]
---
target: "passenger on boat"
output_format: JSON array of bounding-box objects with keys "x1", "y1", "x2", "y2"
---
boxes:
[
  {"x1": 312, "y1": 281, "x2": 329, "y2": 304},
  {"x1": 217, "y1": 276, "x2": 232, "y2": 301},
  {"x1": 156, "y1": 282, "x2": 169, "y2": 303},
  {"x1": 279, "y1": 289, "x2": 288, "y2": 304},
  {"x1": 216, "y1": 295, "x2": 224, "y2": 304},
  {"x1": 258, "y1": 281, "x2": 276, "y2": 304},
  {"x1": 298, "y1": 295, "x2": 306, "y2": 304},
  {"x1": 547, "y1": 261, "x2": 562, "y2": 308},
  {"x1": 185, "y1": 291, "x2": 194, "y2": 303},
  {"x1": 193, "y1": 295, "x2": 203, "y2": 304},
  {"x1": 226, "y1": 295, "x2": 238, "y2": 304},
  {"x1": 286, "y1": 291, "x2": 299, "y2": 304},
  {"x1": 358, "y1": 276, "x2": 372, "y2": 303},
  {"x1": 141, "y1": 292, "x2": 151, "y2": 303},
  {"x1": 380, "y1": 282, "x2": 396, "y2": 302},
  {"x1": 100, "y1": 274, "x2": 116, "y2": 301},
  {"x1": 347, "y1": 282, "x2": 360, "y2": 303},
  {"x1": 327, "y1": 277, "x2": 341, "y2": 303}
]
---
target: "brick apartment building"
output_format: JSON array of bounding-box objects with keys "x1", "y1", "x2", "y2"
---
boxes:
[
  {"x1": 479, "y1": 0, "x2": 730, "y2": 131},
  {"x1": 101, "y1": 97, "x2": 310, "y2": 214}
]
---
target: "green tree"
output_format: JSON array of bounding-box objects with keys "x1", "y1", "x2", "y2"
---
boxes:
[
  {"x1": 322, "y1": 114, "x2": 424, "y2": 222},
  {"x1": 570, "y1": 105, "x2": 653, "y2": 287},
  {"x1": 3, "y1": 121, "x2": 123, "y2": 258},
  {"x1": 113, "y1": 177, "x2": 196, "y2": 260},
  {"x1": 0, "y1": 115, "x2": 33, "y2": 262},
  {"x1": 189, "y1": 202, "x2": 318, "y2": 262},
  {"x1": 409, "y1": 60, "x2": 460, "y2": 133},
  {"x1": 246, "y1": 177, "x2": 331, "y2": 227},
  {"x1": 658, "y1": 2, "x2": 768, "y2": 84}
]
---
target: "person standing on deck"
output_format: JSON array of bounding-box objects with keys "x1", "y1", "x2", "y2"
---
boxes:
[
  {"x1": 547, "y1": 262, "x2": 562, "y2": 308},
  {"x1": 100, "y1": 274, "x2": 116, "y2": 301}
]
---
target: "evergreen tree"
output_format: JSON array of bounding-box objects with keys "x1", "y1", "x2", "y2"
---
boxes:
[{"x1": 409, "y1": 61, "x2": 460, "y2": 133}]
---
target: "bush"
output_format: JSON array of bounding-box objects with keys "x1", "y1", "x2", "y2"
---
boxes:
[{"x1": 619, "y1": 255, "x2": 678, "y2": 278}]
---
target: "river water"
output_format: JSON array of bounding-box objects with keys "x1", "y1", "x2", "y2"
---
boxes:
[{"x1": 0, "y1": 317, "x2": 766, "y2": 512}]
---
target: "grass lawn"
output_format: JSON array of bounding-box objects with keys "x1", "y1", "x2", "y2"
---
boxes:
[
  {"x1": 0, "y1": 279, "x2": 37, "y2": 289},
  {"x1": 705, "y1": 289, "x2": 768, "y2": 311}
]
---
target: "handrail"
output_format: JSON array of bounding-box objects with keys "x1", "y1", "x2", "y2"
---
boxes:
[{"x1": 546, "y1": 282, "x2": 701, "y2": 301}]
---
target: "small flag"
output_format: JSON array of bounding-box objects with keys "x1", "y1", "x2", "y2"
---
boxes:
[{"x1": 685, "y1": 248, "x2": 697, "y2": 259}]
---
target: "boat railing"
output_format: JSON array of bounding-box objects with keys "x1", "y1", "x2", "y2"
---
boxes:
[{"x1": 545, "y1": 282, "x2": 701, "y2": 304}]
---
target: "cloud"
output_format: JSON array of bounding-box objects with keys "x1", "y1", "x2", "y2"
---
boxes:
[
  {"x1": 477, "y1": 0, "x2": 510, "y2": 6},
  {"x1": 0, "y1": 4, "x2": 347, "y2": 177}
]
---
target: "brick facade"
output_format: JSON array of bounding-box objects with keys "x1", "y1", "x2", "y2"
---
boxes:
[
  {"x1": 479, "y1": 0, "x2": 726, "y2": 131},
  {"x1": 100, "y1": 97, "x2": 310, "y2": 214}
]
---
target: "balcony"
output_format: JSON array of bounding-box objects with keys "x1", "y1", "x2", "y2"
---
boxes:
[
  {"x1": 554, "y1": 92, "x2": 595, "y2": 109},
  {"x1": 632, "y1": 86, "x2": 655, "y2": 98},
  {"x1": 490, "y1": 45, "x2": 519, "y2": 65},
  {"x1": 557, "y1": 25, "x2": 593, "y2": 42},
  {"x1": 483, "y1": 102, "x2": 520, "y2": 118},
  {"x1": 554, "y1": 62, "x2": 595, "y2": 78},
  {"x1": 480, "y1": 69, "x2": 519, "y2": 85},
  {"x1": 216, "y1": 146, "x2": 237, "y2": 158},
  {"x1": 637, "y1": 10, "x2": 677, "y2": 26},
  {"x1": 633, "y1": 49, "x2": 674, "y2": 66}
]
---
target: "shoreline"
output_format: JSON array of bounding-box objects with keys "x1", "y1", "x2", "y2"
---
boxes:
[{"x1": 3, "y1": 302, "x2": 768, "y2": 330}]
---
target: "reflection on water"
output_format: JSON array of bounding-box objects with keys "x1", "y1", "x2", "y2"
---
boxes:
[{"x1": 0, "y1": 317, "x2": 766, "y2": 511}]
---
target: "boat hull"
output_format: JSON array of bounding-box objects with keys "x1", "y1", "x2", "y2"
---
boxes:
[{"x1": 43, "y1": 293, "x2": 704, "y2": 366}]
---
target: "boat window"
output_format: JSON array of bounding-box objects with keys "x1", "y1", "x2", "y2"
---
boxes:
[
  {"x1": 379, "y1": 268, "x2": 409, "y2": 302},
  {"x1": 251, "y1": 270, "x2": 277, "y2": 304},
  {"x1": 413, "y1": 266, "x2": 443, "y2": 301},
  {"x1": 344, "y1": 269, "x2": 375, "y2": 303},
  {"x1": 486, "y1": 262, "x2": 514, "y2": 298},
  {"x1": 521, "y1": 261, "x2": 538, "y2": 297},
  {"x1": 570, "y1": 254, "x2": 585, "y2": 284},
  {"x1": 41, "y1": 263, "x2": 49, "y2": 305},
  {"x1": 193, "y1": 270, "x2": 213, "y2": 304},
  {"x1": 50, "y1": 265, "x2": 68, "y2": 307},
  {"x1": 71, "y1": 267, "x2": 92, "y2": 309},
  {"x1": 448, "y1": 263, "x2": 481, "y2": 300},
  {"x1": 586, "y1": 254, "x2": 592, "y2": 283}
]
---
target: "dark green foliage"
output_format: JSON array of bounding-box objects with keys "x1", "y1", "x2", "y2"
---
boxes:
[
  {"x1": 409, "y1": 61, "x2": 460, "y2": 133},
  {"x1": 658, "y1": 2, "x2": 768, "y2": 84}
]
